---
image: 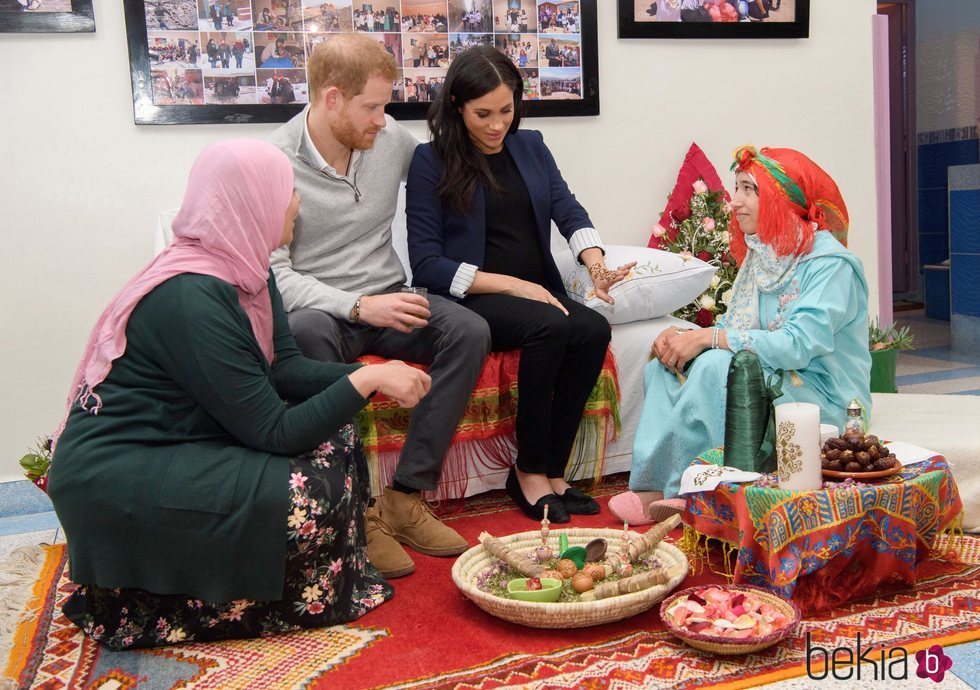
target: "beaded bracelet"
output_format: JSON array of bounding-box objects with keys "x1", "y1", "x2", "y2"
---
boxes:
[
  {"x1": 350, "y1": 295, "x2": 363, "y2": 323},
  {"x1": 711, "y1": 328, "x2": 720, "y2": 349}
]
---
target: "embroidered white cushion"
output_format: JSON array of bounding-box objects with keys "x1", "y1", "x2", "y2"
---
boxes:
[{"x1": 553, "y1": 242, "x2": 717, "y2": 325}]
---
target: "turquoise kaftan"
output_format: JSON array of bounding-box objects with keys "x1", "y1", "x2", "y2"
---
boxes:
[{"x1": 630, "y1": 231, "x2": 872, "y2": 498}]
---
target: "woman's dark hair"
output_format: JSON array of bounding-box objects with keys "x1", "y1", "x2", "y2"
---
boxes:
[{"x1": 427, "y1": 46, "x2": 524, "y2": 215}]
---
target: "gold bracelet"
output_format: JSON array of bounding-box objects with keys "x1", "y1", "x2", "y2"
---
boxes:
[{"x1": 350, "y1": 295, "x2": 363, "y2": 323}]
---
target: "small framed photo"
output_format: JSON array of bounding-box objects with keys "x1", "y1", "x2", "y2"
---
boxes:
[
  {"x1": 618, "y1": 0, "x2": 809, "y2": 39},
  {"x1": 0, "y1": 0, "x2": 95, "y2": 33}
]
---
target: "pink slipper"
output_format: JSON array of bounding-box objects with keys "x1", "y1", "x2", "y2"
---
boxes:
[
  {"x1": 608, "y1": 491, "x2": 655, "y2": 526},
  {"x1": 646, "y1": 498, "x2": 686, "y2": 523}
]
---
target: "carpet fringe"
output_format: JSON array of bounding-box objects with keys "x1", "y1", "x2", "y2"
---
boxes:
[
  {"x1": 931, "y1": 511, "x2": 966, "y2": 562},
  {"x1": 0, "y1": 545, "x2": 48, "y2": 687},
  {"x1": 679, "y1": 526, "x2": 736, "y2": 580}
]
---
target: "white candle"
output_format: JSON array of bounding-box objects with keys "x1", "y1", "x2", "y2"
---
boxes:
[{"x1": 774, "y1": 402, "x2": 822, "y2": 491}]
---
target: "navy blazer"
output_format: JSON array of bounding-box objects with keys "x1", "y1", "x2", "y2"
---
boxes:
[{"x1": 405, "y1": 129, "x2": 594, "y2": 298}]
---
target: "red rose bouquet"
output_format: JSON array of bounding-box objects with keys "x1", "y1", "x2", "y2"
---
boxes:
[{"x1": 651, "y1": 178, "x2": 738, "y2": 327}]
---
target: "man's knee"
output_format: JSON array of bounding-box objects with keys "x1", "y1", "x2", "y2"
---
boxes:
[
  {"x1": 432, "y1": 300, "x2": 491, "y2": 357},
  {"x1": 453, "y1": 306, "x2": 492, "y2": 355},
  {"x1": 287, "y1": 309, "x2": 344, "y2": 361}
]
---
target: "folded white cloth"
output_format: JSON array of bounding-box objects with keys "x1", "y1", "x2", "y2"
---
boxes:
[
  {"x1": 679, "y1": 463, "x2": 763, "y2": 495},
  {"x1": 883, "y1": 440, "x2": 943, "y2": 467}
]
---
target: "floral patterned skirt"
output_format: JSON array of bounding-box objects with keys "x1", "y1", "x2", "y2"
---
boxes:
[{"x1": 61, "y1": 424, "x2": 393, "y2": 650}]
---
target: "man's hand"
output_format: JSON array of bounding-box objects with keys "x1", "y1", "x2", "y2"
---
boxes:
[{"x1": 358, "y1": 293, "x2": 431, "y2": 333}]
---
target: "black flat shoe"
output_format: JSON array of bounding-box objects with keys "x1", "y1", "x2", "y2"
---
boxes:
[
  {"x1": 558, "y1": 487, "x2": 600, "y2": 515},
  {"x1": 506, "y1": 468, "x2": 570, "y2": 523}
]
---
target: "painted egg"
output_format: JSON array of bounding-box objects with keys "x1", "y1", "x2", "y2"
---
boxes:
[
  {"x1": 584, "y1": 563, "x2": 606, "y2": 582},
  {"x1": 556, "y1": 559, "x2": 578, "y2": 579},
  {"x1": 571, "y1": 572, "x2": 594, "y2": 593}
]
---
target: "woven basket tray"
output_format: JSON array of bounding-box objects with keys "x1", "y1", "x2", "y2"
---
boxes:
[
  {"x1": 452, "y1": 527, "x2": 688, "y2": 628},
  {"x1": 659, "y1": 584, "x2": 801, "y2": 655}
]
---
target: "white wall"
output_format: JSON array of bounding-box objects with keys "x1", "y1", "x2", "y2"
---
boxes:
[{"x1": 0, "y1": 0, "x2": 879, "y2": 480}]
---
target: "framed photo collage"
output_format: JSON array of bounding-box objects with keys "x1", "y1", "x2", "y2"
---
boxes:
[{"x1": 126, "y1": 0, "x2": 598, "y2": 124}]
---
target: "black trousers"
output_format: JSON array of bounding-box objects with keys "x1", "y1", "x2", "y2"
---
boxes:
[{"x1": 461, "y1": 292, "x2": 611, "y2": 478}]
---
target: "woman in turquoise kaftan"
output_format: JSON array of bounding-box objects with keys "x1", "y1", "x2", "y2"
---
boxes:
[{"x1": 610, "y1": 146, "x2": 872, "y2": 523}]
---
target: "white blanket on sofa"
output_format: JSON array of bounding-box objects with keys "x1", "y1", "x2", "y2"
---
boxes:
[{"x1": 869, "y1": 392, "x2": 980, "y2": 533}]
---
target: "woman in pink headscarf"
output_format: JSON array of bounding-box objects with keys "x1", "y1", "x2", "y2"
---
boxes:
[{"x1": 47, "y1": 140, "x2": 431, "y2": 650}]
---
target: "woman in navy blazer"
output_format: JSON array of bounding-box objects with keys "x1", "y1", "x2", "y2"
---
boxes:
[{"x1": 406, "y1": 47, "x2": 633, "y2": 522}]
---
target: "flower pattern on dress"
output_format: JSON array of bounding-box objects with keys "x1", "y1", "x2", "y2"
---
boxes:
[
  {"x1": 60, "y1": 422, "x2": 393, "y2": 651},
  {"x1": 768, "y1": 279, "x2": 801, "y2": 332}
]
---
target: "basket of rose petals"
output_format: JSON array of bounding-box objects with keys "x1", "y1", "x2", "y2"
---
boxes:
[{"x1": 659, "y1": 584, "x2": 800, "y2": 655}]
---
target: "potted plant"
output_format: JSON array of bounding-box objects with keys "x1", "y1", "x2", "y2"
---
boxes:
[
  {"x1": 869, "y1": 318, "x2": 915, "y2": 393},
  {"x1": 20, "y1": 436, "x2": 52, "y2": 492}
]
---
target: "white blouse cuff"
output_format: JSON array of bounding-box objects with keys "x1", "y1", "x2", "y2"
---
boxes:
[
  {"x1": 450, "y1": 263, "x2": 479, "y2": 298},
  {"x1": 568, "y1": 227, "x2": 604, "y2": 264}
]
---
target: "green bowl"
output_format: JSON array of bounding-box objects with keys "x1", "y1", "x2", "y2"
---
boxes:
[{"x1": 507, "y1": 577, "x2": 563, "y2": 603}]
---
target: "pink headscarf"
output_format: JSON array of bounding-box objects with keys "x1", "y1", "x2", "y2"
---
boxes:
[{"x1": 52, "y1": 139, "x2": 294, "y2": 449}]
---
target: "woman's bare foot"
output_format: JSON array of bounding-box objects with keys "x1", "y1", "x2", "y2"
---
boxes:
[
  {"x1": 548, "y1": 477, "x2": 572, "y2": 495},
  {"x1": 515, "y1": 468, "x2": 555, "y2": 504},
  {"x1": 633, "y1": 490, "x2": 664, "y2": 515}
]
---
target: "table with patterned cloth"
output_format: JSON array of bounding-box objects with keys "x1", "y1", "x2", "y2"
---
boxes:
[{"x1": 682, "y1": 448, "x2": 964, "y2": 615}]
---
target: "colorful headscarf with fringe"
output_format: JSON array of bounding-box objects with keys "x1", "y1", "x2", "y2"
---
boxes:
[{"x1": 728, "y1": 146, "x2": 849, "y2": 265}]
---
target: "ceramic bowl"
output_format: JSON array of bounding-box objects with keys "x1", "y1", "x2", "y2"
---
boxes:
[{"x1": 507, "y1": 577, "x2": 563, "y2": 603}]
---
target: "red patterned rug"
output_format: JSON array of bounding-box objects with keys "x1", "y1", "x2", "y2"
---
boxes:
[{"x1": 3, "y1": 479, "x2": 978, "y2": 689}]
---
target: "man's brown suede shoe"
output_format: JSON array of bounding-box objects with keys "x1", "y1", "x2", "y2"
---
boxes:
[
  {"x1": 365, "y1": 507, "x2": 415, "y2": 578},
  {"x1": 375, "y1": 487, "x2": 469, "y2": 557}
]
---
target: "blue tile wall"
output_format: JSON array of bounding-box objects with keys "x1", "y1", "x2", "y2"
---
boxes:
[
  {"x1": 0, "y1": 480, "x2": 53, "y2": 518},
  {"x1": 951, "y1": 254, "x2": 980, "y2": 317},
  {"x1": 916, "y1": 138, "x2": 980, "y2": 279},
  {"x1": 923, "y1": 265, "x2": 951, "y2": 320},
  {"x1": 949, "y1": 189, "x2": 980, "y2": 254},
  {"x1": 918, "y1": 187, "x2": 949, "y2": 234},
  {"x1": 918, "y1": 140, "x2": 980, "y2": 188},
  {"x1": 919, "y1": 232, "x2": 949, "y2": 267},
  {"x1": 952, "y1": 313, "x2": 980, "y2": 353}
]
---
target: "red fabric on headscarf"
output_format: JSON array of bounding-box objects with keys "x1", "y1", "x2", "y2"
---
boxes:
[
  {"x1": 729, "y1": 147, "x2": 849, "y2": 265},
  {"x1": 52, "y1": 139, "x2": 294, "y2": 450}
]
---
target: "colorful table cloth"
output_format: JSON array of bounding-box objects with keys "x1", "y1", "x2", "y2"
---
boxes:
[
  {"x1": 354, "y1": 349, "x2": 620, "y2": 499},
  {"x1": 683, "y1": 448, "x2": 963, "y2": 614}
]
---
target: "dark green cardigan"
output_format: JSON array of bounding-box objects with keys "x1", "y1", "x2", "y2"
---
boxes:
[{"x1": 48, "y1": 273, "x2": 367, "y2": 602}]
